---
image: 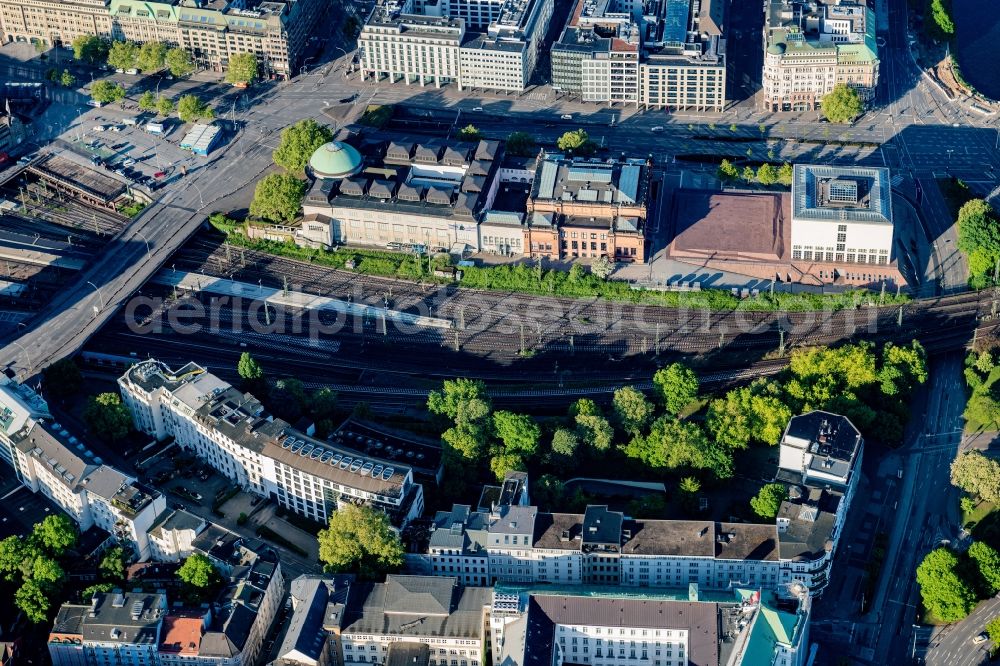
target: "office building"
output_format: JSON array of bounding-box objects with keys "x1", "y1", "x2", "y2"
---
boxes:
[
  {"x1": 526, "y1": 152, "x2": 651, "y2": 263},
  {"x1": 293, "y1": 134, "x2": 504, "y2": 253},
  {"x1": 118, "y1": 360, "x2": 424, "y2": 526},
  {"x1": 789, "y1": 164, "x2": 894, "y2": 272},
  {"x1": 0, "y1": 0, "x2": 326, "y2": 79},
  {"x1": 550, "y1": 0, "x2": 725, "y2": 112},
  {"x1": 48, "y1": 591, "x2": 167, "y2": 666},
  {"x1": 762, "y1": 0, "x2": 878, "y2": 111},
  {"x1": 276, "y1": 575, "x2": 490, "y2": 666},
  {"x1": 358, "y1": 0, "x2": 553, "y2": 92},
  {"x1": 490, "y1": 584, "x2": 811, "y2": 666}
]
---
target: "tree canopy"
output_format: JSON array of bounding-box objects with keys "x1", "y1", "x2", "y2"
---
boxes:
[
  {"x1": 624, "y1": 417, "x2": 732, "y2": 478},
  {"x1": 756, "y1": 163, "x2": 778, "y2": 186},
  {"x1": 177, "y1": 553, "x2": 221, "y2": 589},
  {"x1": 106, "y1": 40, "x2": 139, "y2": 71},
  {"x1": 652, "y1": 363, "x2": 699, "y2": 415},
  {"x1": 550, "y1": 428, "x2": 579, "y2": 463},
  {"x1": 821, "y1": 84, "x2": 863, "y2": 123},
  {"x1": 165, "y1": 47, "x2": 195, "y2": 77},
  {"x1": 177, "y1": 94, "x2": 214, "y2": 122},
  {"x1": 72, "y1": 35, "x2": 108, "y2": 65},
  {"x1": 273, "y1": 119, "x2": 335, "y2": 173},
  {"x1": 317, "y1": 505, "x2": 404, "y2": 578},
  {"x1": 457, "y1": 125, "x2": 483, "y2": 141},
  {"x1": 956, "y1": 199, "x2": 1000, "y2": 287},
  {"x1": 750, "y1": 483, "x2": 788, "y2": 519},
  {"x1": 916, "y1": 547, "x2": 976, "y2": 622},
  {"x1": 951, "y1": 450, "x2": 1000, "y2": 502},
  {"x1": 42, "y1": 358, "x2": 82, "y2": 399},
  {"x1": 612, "y1": 386, "x2": 654, "y2": 435},
  {"x1": 250, "y1": 173, "x2": 306, "y2": 223},
  {"x1": 84, "y1": 393, "x2": 132, "y2": 442},
  {"x1": 33, "y1": 515, "x2": 77, "y2": 557},
  {"x1": 136, "y1": 41, "x2": 167, "y2": 72},
  {"x1": 90, "y1": 80, "x2": 126, "y2": 104},
  {"x1": 225, "y1": 52, "x2": 259, "y2": 85},
  {"x1": 926, "y1": 0, "x2": 955, "y2": 40},
  {"x1": 157, "y1": 96, "x2": 175, "y2": 116},
  {"x1": 506, "y1": 131, "x2": 536, "y2": 157},
  {"x1": 492, "y1": 411, "x2": 540, "y2": 457},
  {"x1": 968, "y1": 541, "x2": 1000, "y2": 596},
  {"x1": 717, "y1": 159, "x2": 738, "y2": 182},
  {"x1": 556, "y1": 129, "x2": 594, "y2": 155}
]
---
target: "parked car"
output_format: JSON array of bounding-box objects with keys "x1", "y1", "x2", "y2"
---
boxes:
[
  {"x1": 974, "y1": 632, "x2": 988, "y2": 645},
  {"x1": 122, "y1": 158, "x2": 136, "y2": 167},
  {"x1": 93, "y1": 125, "x2": 106, "y2": 132}
]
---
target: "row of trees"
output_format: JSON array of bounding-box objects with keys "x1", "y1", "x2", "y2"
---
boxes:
[
  {"x1": 717, "y1": 160, "x2": 794, "y2": 187},
  {"x1": 956, "y1": 198, "x2": 1000, "y2": 289},
  {"x1": 916, "y1": 541, "x2": 1000, "y2": 621},
  {"x1": 72, "y1": 35, "x2": 258, "y2": 84},
  {"x1": 0, "y1": 515, "x2": 78, "y2": 623},
  {"x1": 138, "y1": 91, "x2": 215, "y2": 122}
]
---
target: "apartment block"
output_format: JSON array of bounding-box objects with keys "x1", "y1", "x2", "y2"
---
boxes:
[
  {"x1": 526, "y1": 152, "x2": 651, "y2": 263},
  {"x1": 762, "y1": 0, "x2": 878, "y2": 111},
  {"x1": 0, "y1": 0, "x2": 326, "y2": 78},
  {"x1": 48, "y1": 591, "x2": 167, "y2": 666},
  {"x1": 409, "y1": 411, "x2": 862, "y2": 597},
  {"x1": 490, "y1": 584, "x2": 811, "y2": 666},
  {"x1": 118, "y1": 360, "x2": 425, "y2": 526},
  {"x1": 274, "y1": 575, "x2": 490, "y2": 666},
  {"x1": 359, "y1": 0, "x2": 553, "y2": 92},
  {"x1": 0, "y1": 378, "x2": 165, "y2": 560}
]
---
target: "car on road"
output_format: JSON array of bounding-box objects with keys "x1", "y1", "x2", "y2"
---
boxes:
[
  {"x1": 154, "y1": 171, "x2": 166, "y2": 179},
  {"x1": 87, "y1": 100, "x2": 104, "y2": 108},
  {"x1": 974, "y1": 632, "x2": 988, "y2": 645},
  {"x1": 125, "y1": 68, "x2": 138, "y2": 75},
  {"x1": 93, "y1": 125, "x2": 106, "y2": 132},
  {"x1": 122, "y1": 158, "x2": 136, "y2": 167},
  {"x1": 561, "y1": 114, "x2": 573, "y2": 119},
  {"x1": 472, "y1": 106, "x2": 483, "y2": 112},
  {"x1": 112, "y1": 143, "x2": 127, "y2": 150},
  {"x1": 651, "y1": 126, "x2": 664, "y2": 132},
  {"x1": 114, "y1": 168, "x2": 126, "y2": 176}
]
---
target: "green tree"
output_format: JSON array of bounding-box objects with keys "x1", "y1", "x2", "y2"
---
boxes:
[
  {"x1": 624, "y1": 417, "x2": 732, "y2": 478},
  {"x1": 916, "y1": 547, "x2": 976, "y2": 622},
  {"x1": 428, "y1": 378, "x2": 491, "y2": 423},
  {"x1": 652, "y1": 363, "x2": 699, "y2": 415},
  {"x1": 591, "y1": 255, "x2": 613, "y2": 280},
  {"x1": 273, "y1": 119, "x2": 335, "y2": 173},
  {"x1": 750, "y1": 483, "x2": 788, "y2": 519},
  {"x1": 926, "y1": 0, "x2": 956, "y2": 40},
  {"x1": 956, "y1": 199, "x2": 1000, "y2": 286},
  {"x1": 778, "y1": 162, "x2": 793, "y2": 186},
  {"x1": 72, "y1": 35, "x2": 108, "y2": 65},
  {"x1": 706, "y1": 385, "x2": 792, "y2": 450},
  {"x1": 136, "y1": 40, "x2": 167, "y2": 72},
  {"x1": 456, "y1": 124, "x2": 483, "y2": 141},
  {"x1": 988, "y1": 617, "x2": 1000, "y2": 653},
  {"x1": 237, "y1": 351, "x2": 265, "y2": 388},
  {"x1": 756, "y1": 163, "x2": 778, "y2": 186},
  {"x1": 30, "y1": 556, "x2": 64, "y2": 591},
  {"x1": 569, "y1": 398, "x2": 600, "y2": 418},
  {"x1": 878, "y1": 341, "x2": 928, "y2": 396},
  {"x1": 317, "y1": 504, "x2": 404, "y2": 578},
  {"x1": 15, "y1": 579, "x2": 50, "y2": 624},
  {"x1": 33, "y1": 515, "x2": 77, "y2": 557},
  {"x1": 84, "y1": 393, "x2": 132, "y2": 443},
  {"x1": 82, "y1": 582, "x2": 115, "y2": 599},
  {"x1": 60, "y1": 70, "x2": 76, "y2": 87},
  {"x1": 490, "y1": 451, "x2": 526, "y2": 481},
  {"x1": 550, "y1": 428, "x2": 579, "y2": 463},
  {"x1": 90, "y1": 80, "x2": 126, "y2": 104},
  {"x1": 968, "y1": 541, "x2": 1000, "y2": 595},
  {"x1": 138, "y1": 90, "x2": 157, "y2": 111},
  {"x1": 612, "y1": 386, "x2": 654, "y2": 435},
  {"x1": 492, "y1": 411, "x2": 540, "y2": 457},
  {"x1": 42, "y1": 358, "x2": 82, "y2": 399},
  {"x1": 717, "y1": 158, "x2": 739, "y2": 182},
  {"x1": 99, "y1": 546, "x2": 128, "y2": 582},
  {"x1": 177, "y1": 94, "x2": 214, "y2": 122},
  {"x1": 250, "y1": 173, "x2": 305, "y2": 223},
  {"x1": 575, "y1": 413, "x2": 614, "y2": 451},
  {"x1": 165, "y1": 47, "x2": 195, "y2": 77},
  {"x1": 951, "y1": 450, "x2": 1000, "y2": 502},
  {"x1": 741, "y1": 165, "x2": 756, "y2": 184},
  {"x1": 532, "y1": 474, "x2": 566, "y2": 511},
  {"x1": 156, "y1": 96, "x2": 175, "y2": 117},
  {"x1": 679, "y1": 476, "x2": 701, "y2": 495},
  {"x1": 442, "y1": 423, "x2": 490, "y2": 463},
  {"x1": 556, "y1": 129, "x2": 594, "y2": 155},
  {"x1": 821, "y1": 84, "x2": 863, "y2": 123},
  {"x1": 225, "y1": 52, "x2": 258, "y2": 85},
  {"x1": 177, "y1": 553, "x2": 221, "y2": 589},
  {"x1": 107, "y1": 40, "x2": 139, "y2": 71},
  {"x1": 0, "y1": 537, "x2": 28, "y2": 582},
  {"x1": 506, "y1": 131, "x2": 536, "y2": 157}
]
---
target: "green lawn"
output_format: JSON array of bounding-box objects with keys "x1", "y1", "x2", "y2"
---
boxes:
[{"x1": 963, "y1": 499, "x2": 996, "y2": 530}]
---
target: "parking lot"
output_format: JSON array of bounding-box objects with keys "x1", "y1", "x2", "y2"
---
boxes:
[{"x1": 0, "y1": 477, "x2": 63, "y2": 540}]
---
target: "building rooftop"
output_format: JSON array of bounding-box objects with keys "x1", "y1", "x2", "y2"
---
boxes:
[
  {"x1": 489, "y1": 505, "x2": 538, "y2": 535},
  {"x1": 430, "y1": 504, "x2": 489, "y2": 555},
  {"x1": 80, "y1": 591, "x2": 167, "y2": 645},
  {"x1": 16, "y1": 421, "x2": 99, "y2": 492},
  {"x1": 342, "y1": 575, "x2": 490, "y2": 639},
  {"x1": 792, "y1": 164, "x2": 892, "y2": 225},
  {"x1": 309, "y1": 141, "x2": 364, "y2": 180},
  {"x1": 160, "y1": 614, "x2": 205, "y2": 655},
  {"x1": 668, "y1": 190, "x2": 790, "y2": 263},
  {"x1": 582, "y1": 505, "x2": 622, "y2": 547},
  {"x1": 531, "y1": 153, "x2": 649, "y2": 210},
  {"x1": 385, "y1": 642, "x2": 430, "y2": 666},
  {"x1": 776, "y1": 487, "x2": 842, "y2": 562},
  {"x1": 781, "y1": 411, "x2": 862, "y2": 483}
]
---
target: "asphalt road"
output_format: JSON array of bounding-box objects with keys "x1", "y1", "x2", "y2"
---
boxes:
[{"x1": 926, "y1": 596, "x2": 1000, "y2": 665}]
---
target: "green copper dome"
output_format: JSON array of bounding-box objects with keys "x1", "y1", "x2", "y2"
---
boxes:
[{"x1": 309, "y1": 141, "x2": 363, "y2": 179}]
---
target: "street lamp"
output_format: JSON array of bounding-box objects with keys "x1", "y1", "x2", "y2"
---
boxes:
[
  {"x1": 87, "y1": 280, "x2": 105, "y2": 309},
  {"x1": 10, "y1": 340, "x2": 31, "y2": 375},
  {"x1": 134, "y1": 230, "x2": 151, "y2": 256}
]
